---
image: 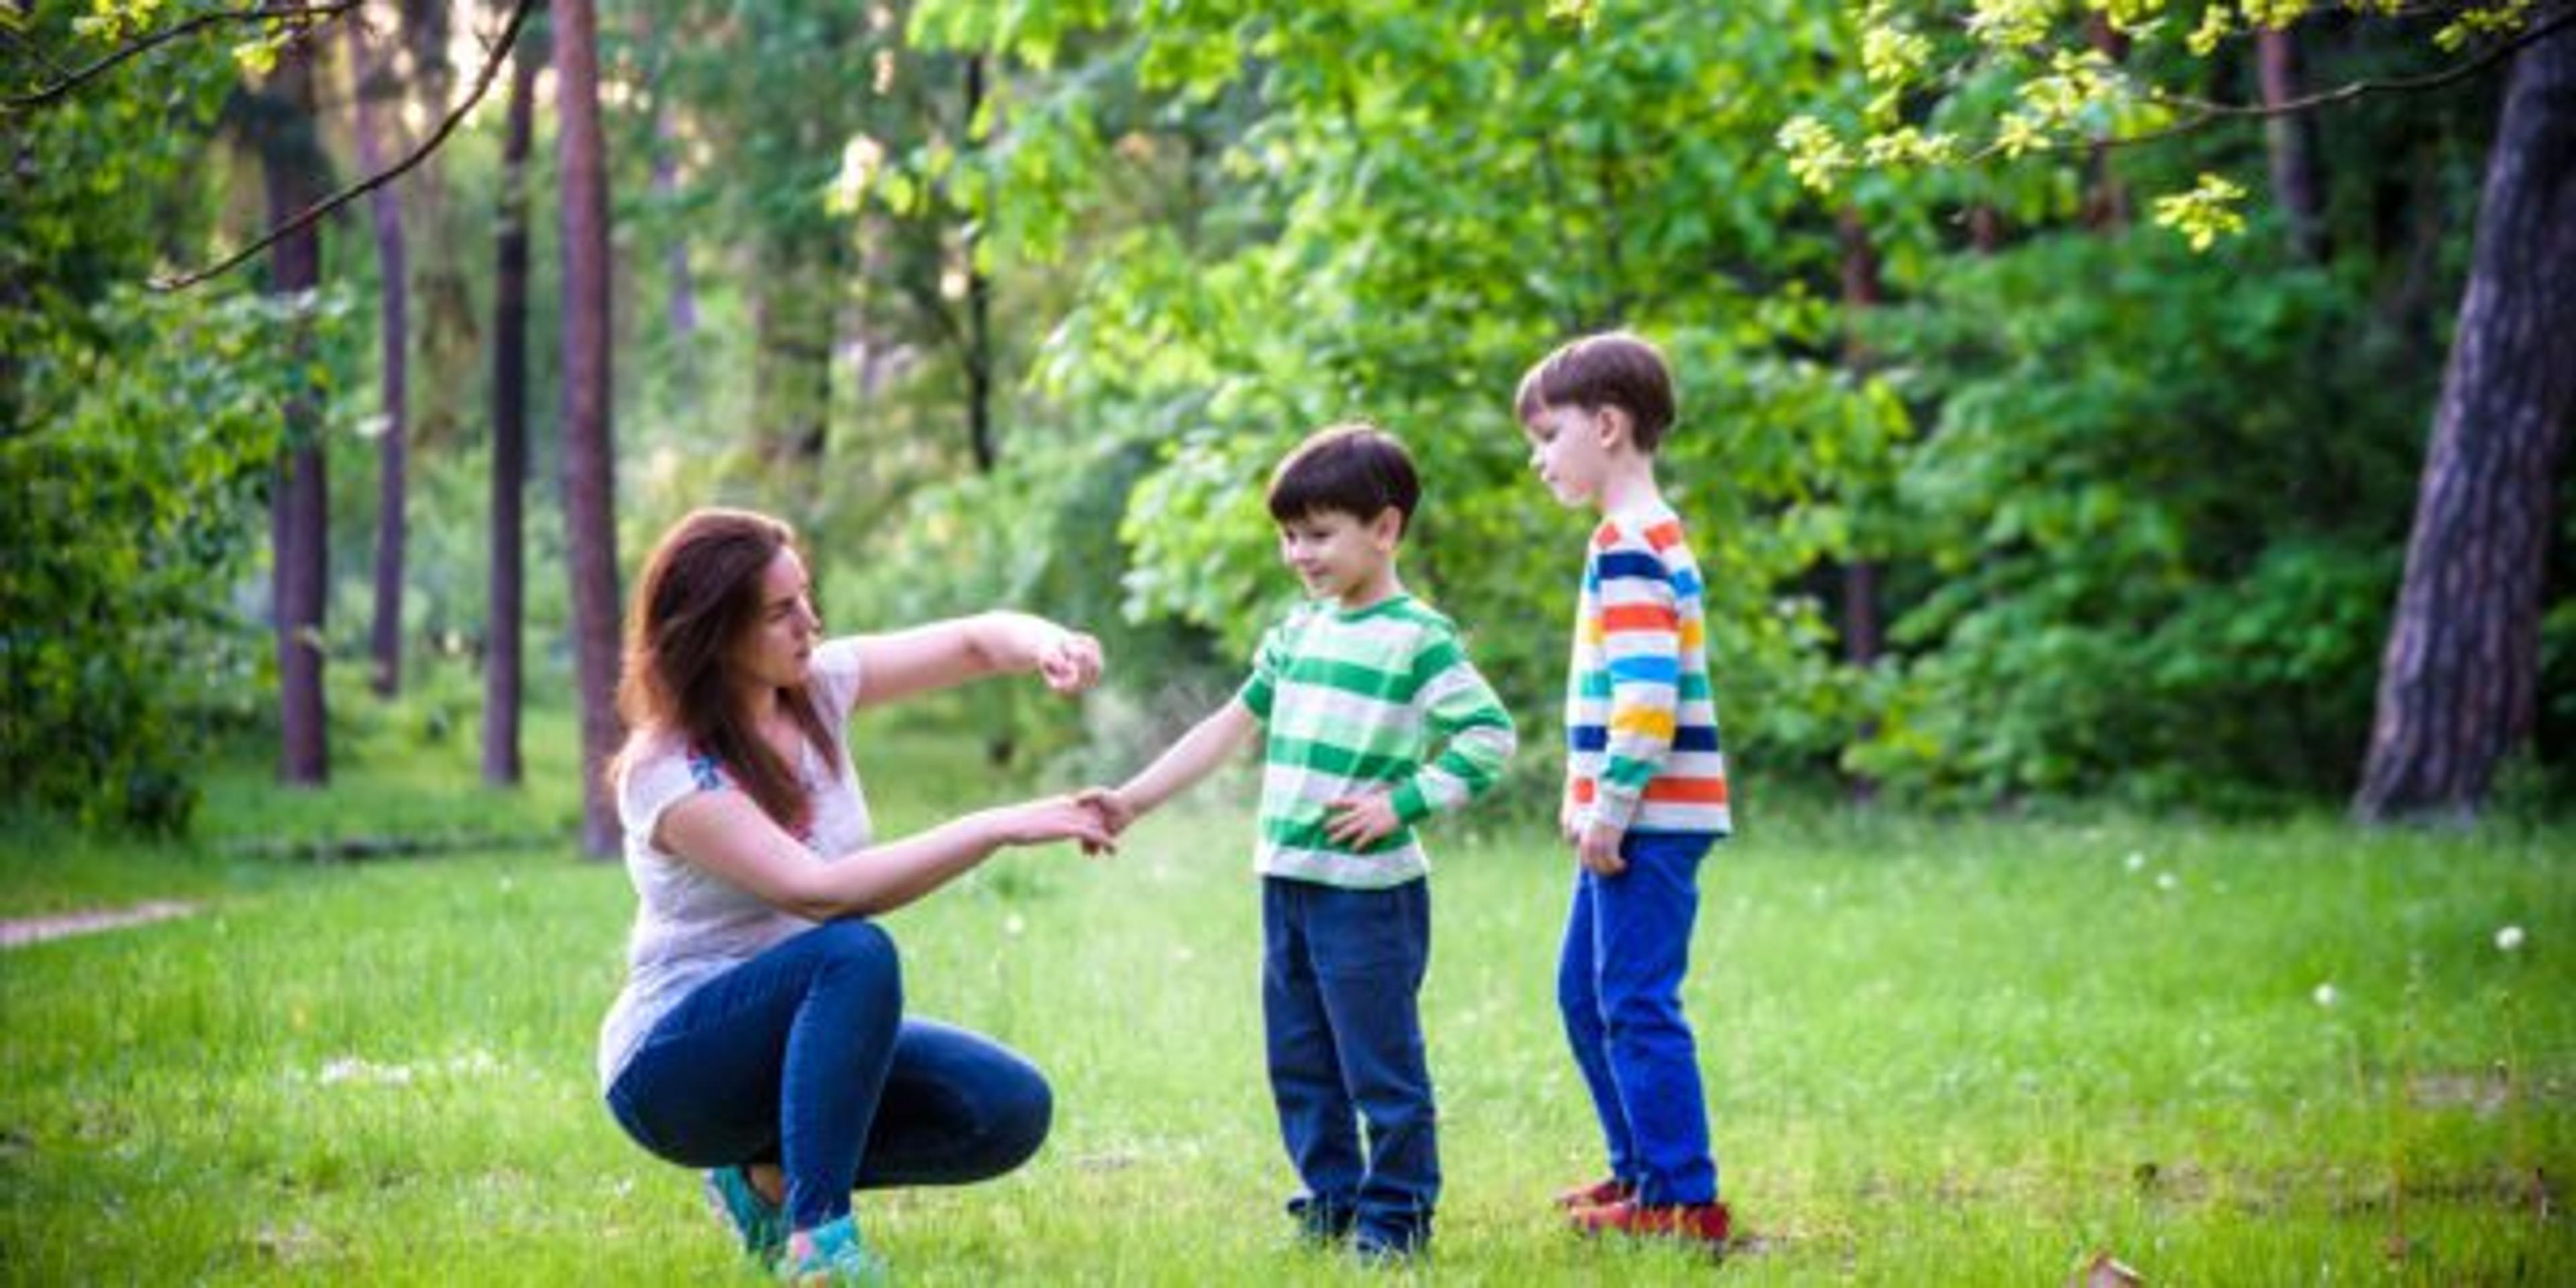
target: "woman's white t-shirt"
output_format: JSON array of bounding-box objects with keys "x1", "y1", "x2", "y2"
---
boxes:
[{"x1": 595, "y1": 637, "x2": 874, "y2": 1091}]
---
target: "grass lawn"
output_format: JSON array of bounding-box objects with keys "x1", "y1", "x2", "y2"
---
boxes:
[{"x1": 3, "y1": 710, "x2": 2570, "y2": 1284}]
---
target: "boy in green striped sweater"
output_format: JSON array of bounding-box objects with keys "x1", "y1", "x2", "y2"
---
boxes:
[{"x1": 1081, "y1": 423, "x2": 1515, "y2": 1260}]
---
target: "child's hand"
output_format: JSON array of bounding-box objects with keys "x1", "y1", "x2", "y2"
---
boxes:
[
  {"x1": 1072, "y1": 786, "x2": 1132, "y2": 856},
  {"x1": 1558, "y1": 796, "x2": 1580, "y2": 845},
  {"x1": 1575, "y1": 818, "x2": 1627, "y2": 876},
  {"x1": 1323, "y1": 792, "x2": 1401, "y2": 848}
]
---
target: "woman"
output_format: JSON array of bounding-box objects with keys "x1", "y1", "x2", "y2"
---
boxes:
[{"x1": 597, "y1": 508, "x2": 1112, "y2": 1282}]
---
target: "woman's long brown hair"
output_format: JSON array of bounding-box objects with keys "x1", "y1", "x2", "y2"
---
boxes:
[{"x1": 614, "y1": 508, "x2": 841, "y2": 834}]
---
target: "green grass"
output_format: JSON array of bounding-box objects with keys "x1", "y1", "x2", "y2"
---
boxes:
[{"x1": 3, "y1": 716, "x2": 2571, "y2": 1284}]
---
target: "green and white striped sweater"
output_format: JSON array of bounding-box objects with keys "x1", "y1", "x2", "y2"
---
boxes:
[{"x1": 1238, "y1": 594, "x2": 1516, "y2": 889}]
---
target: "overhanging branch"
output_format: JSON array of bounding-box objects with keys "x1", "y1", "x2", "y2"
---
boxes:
[
  {"x1": 153, "y1": 0, "x2": 538, "y2": 292},
  {"x1": 3, "y1": 1, "x2": 360, "y2": 111}
]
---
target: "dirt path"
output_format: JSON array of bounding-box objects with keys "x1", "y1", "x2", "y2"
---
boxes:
[{"x1": 0, "y1": 900, "x2": 199, "y2": 949}]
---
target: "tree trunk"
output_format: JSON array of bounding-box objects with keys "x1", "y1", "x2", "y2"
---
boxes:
[
  {"x1": 2355, "y1": 13, "x2": 2576, "y2": 822},
  {"x1": 347, "y1": 16, "x2": 409, "y2": 698},
  {"x1": 484, "y1": 4, "x2": 545, "y2": 788},
  {"x1": 400, "y1": 0, "x2": 479, "y2": 453},
  {"x1": 2258, "y1": 26, "x2": 2329, "y2": 262},
  {"x1": 963, "y1": 54, "x2": 997, "y2": 474},
  {"x1": 2081, "y1": 14, "x2": 2133, "y2": 231},
  {"x1": 654, "y1": 106, "x2": 699, "y2": 339},
  {"x1": 255, "y1": 35, "x2": 331, "y2": 786},
  {"x1": 556, "y1": 0, "x2": 625, "y2": 856}
]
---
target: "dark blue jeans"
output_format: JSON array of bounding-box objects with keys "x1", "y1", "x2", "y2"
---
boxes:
[
  {"x1": 1557, "y1": 832, "x2": 1719, "y2": 1207},
  {"x1": 1262, "y1": 875, "x2": 1436, "y2": 1249},
  {"x1": 604, "y1": 920, "x2": 1053, "y2": 1230}
]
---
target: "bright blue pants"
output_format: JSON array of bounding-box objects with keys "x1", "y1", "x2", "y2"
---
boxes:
[
  {"x1": 1262, "y1": 875, "x2": 1438, "y2": 1249},
  {"x1": 604, "y1": 920, "x2": 1053, "y2": 1229},
  {"x1": 1556, "y1": 832, "x2": 1719, "y2": 1206}
]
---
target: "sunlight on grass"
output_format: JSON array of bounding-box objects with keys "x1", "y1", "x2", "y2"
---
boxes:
[{"x1": 3, "y1": 729, "x2": 2569, "y2": 1283}]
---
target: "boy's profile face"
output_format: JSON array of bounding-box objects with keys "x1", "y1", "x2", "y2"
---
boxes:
[
  {"x1": 1276, "y1": 506, "x2": 1401, "y2": 606},
  {"x1": 1522, "y1": 402, "x2": 1617, "y2": 507}
]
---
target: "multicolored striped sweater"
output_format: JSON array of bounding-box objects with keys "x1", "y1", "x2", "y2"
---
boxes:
[
  {"x1": 1566, "y1": 502, "x2": 1732, "y2": 839},
  {"x1": 1238, "y1": 594, "x2": 1517, "y2": 889}
]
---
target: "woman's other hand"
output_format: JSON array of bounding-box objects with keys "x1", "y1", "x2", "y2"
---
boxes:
[{"x1": 1032, "y1": 628, "x2": 1103, "y2": 694}]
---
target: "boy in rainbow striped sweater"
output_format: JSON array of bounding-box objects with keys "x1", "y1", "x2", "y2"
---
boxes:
[
  {"x1": 1516, "y1": 332, "x2": 1734, "y2": 1247},
  {"x1": 1081, "y1": 424, "x2": 1515, "y2": 1260}
]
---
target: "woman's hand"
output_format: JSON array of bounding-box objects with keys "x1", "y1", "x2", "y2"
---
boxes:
[
  {"x1": 983, "y1": 794, "x2": 1117, "y2": 851},
  {"x1": 1031, "y1": 628, "x2": 1103, "y2": 694}
]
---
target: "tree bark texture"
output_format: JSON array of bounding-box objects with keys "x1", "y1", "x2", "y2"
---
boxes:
[
  {"x1": 483, "y1": 5, "x2": 543, "y2": 788},
  {"x1": 555, "y1": 0, "x2": 625, "y2": 856},
  {"x1": 2355, "y1": 12, "x2": 2576, "y2": 821},
  {"x1": 254, "y1": 35, "x2": 331, "y2": 786},
  {"x1": 348, "y1": 16, "x2": 409, "y2": 698},
  {"x1": 2259, "y1": 27, "x2": 2329, "y2": 262}
]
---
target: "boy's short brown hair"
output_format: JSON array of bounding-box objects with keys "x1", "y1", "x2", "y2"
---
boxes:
[
  {"x1": 1513, "y1": 331, "x2": 1676, "y2": 453},
  {"x1": 1267, "y1": 423, "x2": 1421, "y2": 535}
]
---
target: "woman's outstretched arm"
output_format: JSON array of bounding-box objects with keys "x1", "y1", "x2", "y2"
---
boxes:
[
  {"x1": 847, "y1": 611, "x2": 1102, "y2": 708},
  {"x1": 657, "y1": 790, "x2": 1111, "y2": 921}
]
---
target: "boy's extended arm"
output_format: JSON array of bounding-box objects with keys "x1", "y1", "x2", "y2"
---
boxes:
[{"x1": 1107, "y1": 698, "x2": 1260, "y2": 824}]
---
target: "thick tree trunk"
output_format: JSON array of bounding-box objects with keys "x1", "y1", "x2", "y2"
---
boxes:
[
  {"x1": 2259, "y1": 26, "x2": 2329, "y2": 262},
  {"x1": 348, "y1": 17, "x2": 409, "y2": 698},
  {"x1": 256, "y1": 36, "x2": 331, "y2": 786},
  {"x1": 483, "y1": 6, "x2": 545, "y2": 788},
  {"x1": 2355, "y1": 14, "x2": 2576, "y2": 821},
  {"x1": 556, "y1": 0, "x2": 625, "y2": 856}
]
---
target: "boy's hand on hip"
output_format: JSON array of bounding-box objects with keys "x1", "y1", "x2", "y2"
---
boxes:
[
  {"x1": 1323, "y1": 792, "x2": 1401, "y2": 847},
  {"x1": 1576, "y1": 819, "x2": 1627, "y2": 876}
]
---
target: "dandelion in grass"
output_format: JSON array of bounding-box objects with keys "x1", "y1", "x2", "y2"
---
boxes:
[
  {"x1": 2496, "y1": 925, "x2": 2525, "y2": 953},
  {"x1": 1004, "y1": 913, "x2": 1027, "y2": 937},
  {"x1": 2314, "y1": 983, "x2": 2339, "y2": 1008},
  {"x1": 2156, "y1": 871, "x2": 2178, "y2": 892},
  {"x1": 2125, "y1": 851, "x2": 2147, "y2": 873}
]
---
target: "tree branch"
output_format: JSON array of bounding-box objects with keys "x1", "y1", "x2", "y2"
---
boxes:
[
  {"x1": 152, "y1": 0, "x2": 537, "y2": 292},
  {"x1": 3, "y1": 1, "x2": 360, "y2": 111},
  {"x1": 1967, "y1": 7, "x2": 2576, "y2": 164}
]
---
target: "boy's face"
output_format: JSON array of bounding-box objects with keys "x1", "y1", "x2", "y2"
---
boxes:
[
  {"x1": 1522, "y1": 402, "x2": 1615, "y2": 506},
  {"x1": 1276, "y1": 506, "x2": 1401, "y2": 604}
]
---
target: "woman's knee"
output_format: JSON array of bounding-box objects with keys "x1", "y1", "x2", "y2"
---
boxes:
[
  {"x1": 984, "y1": 1060, "x2": 1055, "y2": 1173},
  {"x1": 806, "y1": 920, "x2": 904, "y2": 1008}
]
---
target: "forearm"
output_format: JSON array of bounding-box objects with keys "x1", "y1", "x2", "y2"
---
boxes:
[
  {"x1": 785, "y1": 812, "x2": 1012, "y2": 920},
  {"x1": 961, "y1": 610, "x2": 1058, "y2": 676},
  {"x1": 1118, "y1": 702, "x2": 1255, "y2": 816}
]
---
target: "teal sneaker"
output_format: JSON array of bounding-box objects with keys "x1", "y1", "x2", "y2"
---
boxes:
[
  {"x1": 782, "y1": 1215, "x2": 890, "y2": 1286},
  {"x1": 704, "y1": 1165, "x2": 785, "y2": 1266}
]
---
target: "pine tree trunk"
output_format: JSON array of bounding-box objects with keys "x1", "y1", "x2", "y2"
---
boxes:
[
  {"x1": 256, "y1": 34, "x2": 331, "y2": 786},
  {"x1": 2355, "y1": 13, "x2": 2576, "y2": 821},
  {"x1": 483, "y1": 5, "x2": 545, "y2": 788},
  {"x1": 348, "y1": 17, "x2": 409, "y2": 698},
  {"x1": 555, "y1": 0, "x2": 625, "y2": 856}
]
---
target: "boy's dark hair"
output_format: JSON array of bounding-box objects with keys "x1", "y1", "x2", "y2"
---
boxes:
[
  {"x1": 1267, "y1": 423, "x2": 1421, "y2": 535},
  {"x1": 1513, "y1": 331, "x2": 1676, "y2": 453}
]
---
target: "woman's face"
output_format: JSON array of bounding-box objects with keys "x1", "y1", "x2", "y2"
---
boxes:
[{"x1": 731, "y1": 547, "x2": 821, "y2": 693}]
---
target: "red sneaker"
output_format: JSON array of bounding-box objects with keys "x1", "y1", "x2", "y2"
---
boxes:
[
  {"x1": 1571, "y1": 1198, "x2": 1731, "y2": 1246},
  {"x1": 1553, "y1": 1177, "x2": 1635, "y2": 1211}
]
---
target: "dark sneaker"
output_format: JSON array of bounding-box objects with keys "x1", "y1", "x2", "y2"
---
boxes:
[
  {"x1": 1571, "y1": 1198, "x2": 1731, "y2": 1247},
  {"x1": 1352, "y1": 1224, "x2": 1430, "y2": 1266},
  {"x1": 1554, "y1": 1177, "x2": 1635, "y2": 1211},
  {"x1": 1287, "y1": 1194, "x2": 1355, "y2": 1245}
]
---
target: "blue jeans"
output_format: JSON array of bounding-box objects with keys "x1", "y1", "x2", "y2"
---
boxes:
[
  {"x1": 1262, "y1": 875, "x2": 1437, "y2": 1249},
  {"x1": 604, "y1": 920, "x2": 1053, "y2": 1230},
  {"x1": 1557, "y1": 832, "x2": 1719, "y2": 1207}
]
